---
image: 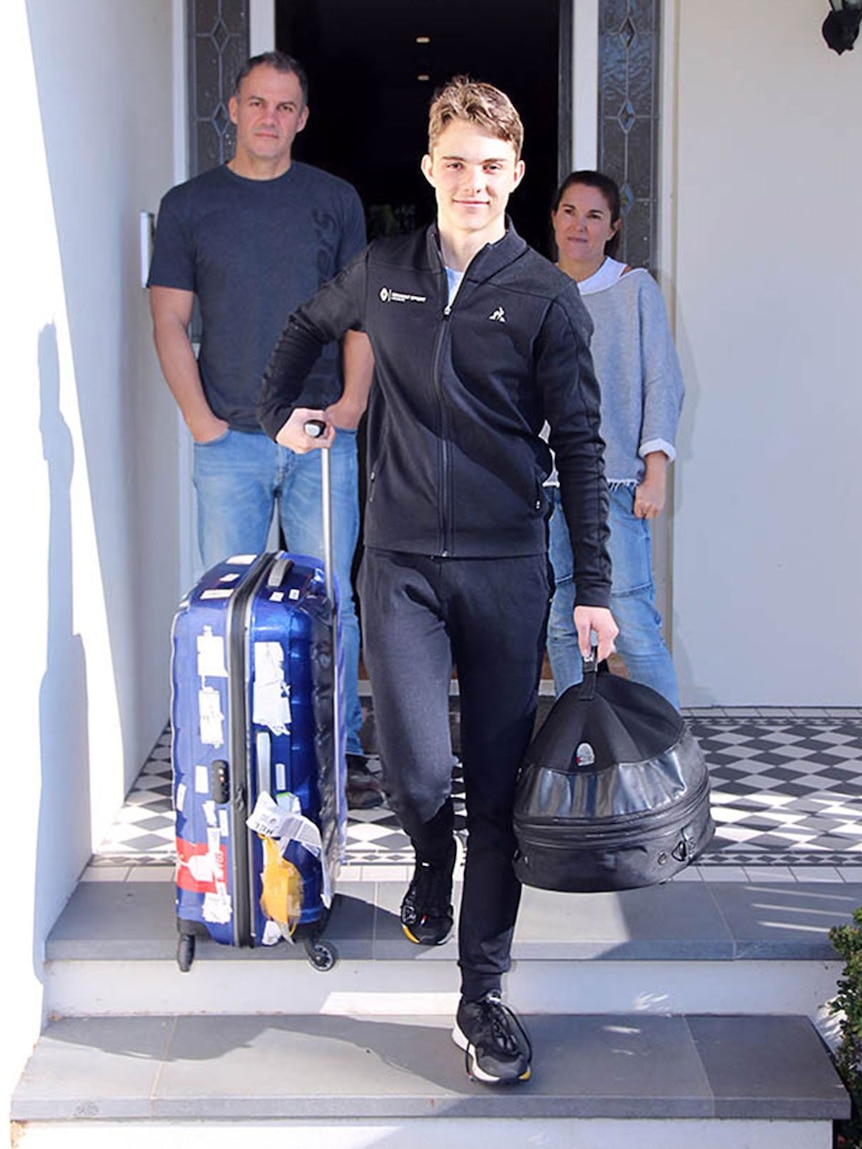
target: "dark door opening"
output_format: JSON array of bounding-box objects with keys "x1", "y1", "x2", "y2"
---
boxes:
[{"x1": 276, "y1": 0, "x2": 562, "y2": 256}]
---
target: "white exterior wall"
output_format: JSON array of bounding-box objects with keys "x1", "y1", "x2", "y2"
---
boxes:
[
  {"x1": 2, "y1": 0, "x2": 176, "y2": 1112},
  {"x1": 667, "y1": 0, "x2": 862, "y2": 704}
]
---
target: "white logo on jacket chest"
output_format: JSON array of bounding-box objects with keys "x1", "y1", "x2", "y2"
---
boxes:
[
  {"x1": 379, "y1": 286, "x2": 427, "y2": 305},
  {"x1": 488, "y1": 306, "x2": 506, "y2": 323}
]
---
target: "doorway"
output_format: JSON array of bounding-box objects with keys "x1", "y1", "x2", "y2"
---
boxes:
[
  {"x1": 275, "y1": 0, "x2": 562, "y2": 255},
  {"x1": 184, "y1": 0, "x2": 668, "y2": 660}
]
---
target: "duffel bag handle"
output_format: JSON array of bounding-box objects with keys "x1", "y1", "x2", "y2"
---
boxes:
[{"x1": 581, "y1": 646, "x2": 598, "y2": 700}]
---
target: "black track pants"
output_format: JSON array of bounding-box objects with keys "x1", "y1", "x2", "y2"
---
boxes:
[{"x1": 358, "y1": 548, "x2": 551, "y2": 999}]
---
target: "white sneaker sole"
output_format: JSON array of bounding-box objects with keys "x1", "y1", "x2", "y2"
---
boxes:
[{"x1": 451, "y1": 1024, "x2": 531, "y2": 1084}]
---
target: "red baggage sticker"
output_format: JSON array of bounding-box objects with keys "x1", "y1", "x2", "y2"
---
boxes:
[{"x1": 175, "y1": 836, "x2": 227, "y2": 893}]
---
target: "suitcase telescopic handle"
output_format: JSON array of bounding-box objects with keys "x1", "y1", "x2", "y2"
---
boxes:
[
  {"x1": 303, "y1": 420, "x2": 334, "y2": 605},
  {"x1": 303, "y1": 417, "x2": 343, "y2": 834}
]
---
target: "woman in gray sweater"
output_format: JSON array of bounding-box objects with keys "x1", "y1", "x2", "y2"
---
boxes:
[{"x1": 546, "y1": 170, "x2": 684, "y2": 707}]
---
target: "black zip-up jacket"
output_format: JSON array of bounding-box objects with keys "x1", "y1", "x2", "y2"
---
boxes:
[{"x1": 260, "y1": 223, "x2": 612, "y2": 608}]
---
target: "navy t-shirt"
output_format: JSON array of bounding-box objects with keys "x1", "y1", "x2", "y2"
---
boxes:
[{"x1": 148, "y1": 161, "x2": 367, "y2": 430}]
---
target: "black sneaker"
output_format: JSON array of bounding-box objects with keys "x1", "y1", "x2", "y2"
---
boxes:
[
  {"x1": 400, "y1": 844, "x2": 455, "y2": 946},
  {"x1": 452, "y1": 992, "x2": 532, "y2": 1084}
]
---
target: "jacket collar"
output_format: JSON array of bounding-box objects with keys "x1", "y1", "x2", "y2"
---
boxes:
[{"x1": 425, "y1": 217, "x2": 528, "y2": 283}]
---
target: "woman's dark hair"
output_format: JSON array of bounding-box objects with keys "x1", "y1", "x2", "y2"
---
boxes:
[{"x1": 552, "y1": 170, "x2": 622, "y2": 260}]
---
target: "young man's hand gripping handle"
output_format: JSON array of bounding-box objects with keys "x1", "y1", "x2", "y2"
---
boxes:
[
  {"x1": 268, "y1": 328, "x2": 373, "y2": 454},
  {"x1": 574, "y1": 605, "x2": 618, "y2": 664}
]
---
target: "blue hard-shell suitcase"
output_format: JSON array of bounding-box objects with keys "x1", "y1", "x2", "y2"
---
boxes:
[{"x1": 170, "y1": 451, "x2": 346, "y2": 972}]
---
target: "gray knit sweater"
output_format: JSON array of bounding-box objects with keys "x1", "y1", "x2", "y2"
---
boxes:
[
  {"x1": 547, "y1": 265, "x2": 684, "y2": 486},
  {"x1": 584, "y1": 267, "x2": 684, "y2": 483}
]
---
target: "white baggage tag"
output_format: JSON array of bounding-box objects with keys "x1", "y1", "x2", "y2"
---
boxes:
[{"x1": 246, "y1": 791, "x2": 289, "y2": 838}]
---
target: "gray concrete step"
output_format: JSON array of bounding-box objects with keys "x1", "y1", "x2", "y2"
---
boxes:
[
  {"x1": 42, "y1": 875, "x2": 855, "y2": 1024},
  {"x1": 11, "y1": 1011, "x2": 849, "y2": 1149},
  {"x1": 21, "y1": 873, "x2": 857, "y2": 1147}
]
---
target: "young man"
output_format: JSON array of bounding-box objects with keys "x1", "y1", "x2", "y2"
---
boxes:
[
  {"x1": 147, "y1": 52, "x2": 381, "y2": 808},
  {"x1": 259, "y1": 77, "x2": 617, "y2": 1083}
]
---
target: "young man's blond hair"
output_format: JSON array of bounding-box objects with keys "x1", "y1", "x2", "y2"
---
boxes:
[{"x1": 427, "y1": 76, "x2": 524, "y2": 160}]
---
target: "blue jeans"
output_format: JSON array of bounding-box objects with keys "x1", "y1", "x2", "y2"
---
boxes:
[
  {"x1": 546, "y1": 484, "x2": 680, "y2": 709},
  {"x1": 193, "y1": 428, "x2": 364, "y2": 755}
]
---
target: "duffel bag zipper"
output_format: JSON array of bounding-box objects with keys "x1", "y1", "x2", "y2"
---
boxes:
[{"x1": 514, "y1": 773, "x2": 711, "y2": 848}]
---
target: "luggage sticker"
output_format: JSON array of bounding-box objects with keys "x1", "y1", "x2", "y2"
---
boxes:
[
  {"x1": 203, "y1": 886, "x2": 232, "y2": 924},
  {"x1": 176, "y1": 836, "x2": 227, "y2": 894},
  {"x1": 275, "y1": 761, "x2": 287, "y2": 793},
  {"x1": 196, "y1": 626, "x2": 227, "y2": 678},
  {"x1": 198, "y1": 686, "x2": 225, "y2": 747},
  {"x1": 253, "y1": 642, "x2": 292, "y2": 735}
]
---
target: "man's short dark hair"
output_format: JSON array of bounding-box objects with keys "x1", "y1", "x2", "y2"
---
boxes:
[{"x1": 234, "y1": 51, "x2": 309, "y2": 106}]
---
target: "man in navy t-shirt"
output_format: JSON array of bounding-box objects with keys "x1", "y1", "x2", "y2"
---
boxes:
[{"x1": 148, "y1": 51, "x2": 380, "y2": 806}]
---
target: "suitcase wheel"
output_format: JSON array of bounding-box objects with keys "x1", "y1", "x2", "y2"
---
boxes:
[
  {"x1": 177, "y1": 933, "x2": 196, "y2": 972},
  {"x1": 304, "y1": 936, "x2": 337, "y2": 972}
]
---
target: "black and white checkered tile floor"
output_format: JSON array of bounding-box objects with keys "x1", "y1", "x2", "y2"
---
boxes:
[{"x1": 92, "y1": 703, "x2": 862, "y2": 882}]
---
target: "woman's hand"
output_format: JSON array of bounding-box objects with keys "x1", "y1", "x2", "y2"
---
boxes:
[{"x1": 633, "y1": 452, "x2": 668, "y2": 520}]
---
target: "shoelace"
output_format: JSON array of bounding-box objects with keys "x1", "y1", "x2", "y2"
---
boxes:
[
  {"x1": 478, "y1": 994, "x2": 532, "y2": 1057},
  {"x1": 412, "y1": 861, "x2": 451, "y2": 917}
]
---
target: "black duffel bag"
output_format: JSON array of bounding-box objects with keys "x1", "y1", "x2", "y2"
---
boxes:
[{"x1": 513, "y1": 657, "x2": 714, "y2": 892}]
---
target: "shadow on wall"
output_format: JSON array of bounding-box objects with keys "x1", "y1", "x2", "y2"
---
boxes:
[
  {"x1": 661, "y1": 287, "x2": 706, "y2": 706},
  {"x1": 35, "y1": 323, "x2": 91, "y2": 972}
]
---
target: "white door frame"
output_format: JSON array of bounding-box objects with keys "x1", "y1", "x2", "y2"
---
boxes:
[
  {"x1": 250, "y1": 0, "x2": 275, "y2": 54},
  {"x1": 572, "y1": 0, "x2": 599, "y2": 168}
]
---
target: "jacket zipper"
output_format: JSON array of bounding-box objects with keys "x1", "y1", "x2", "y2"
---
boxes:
[
  {"x1": 431, "y1": 283, "x2": 454, "y2": 556},
  {"x1": 430, "y1": 247, "x2": 492, "y2": 557}
]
